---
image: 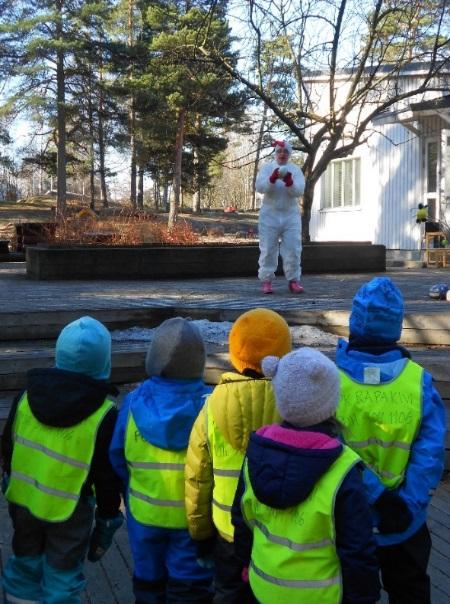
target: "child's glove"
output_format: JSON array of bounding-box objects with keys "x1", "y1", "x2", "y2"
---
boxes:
[
  {"x1": 195, "y1": 535, "x2": 216, "y2": 570},
  {"x1": 283, "y1": 171, "x2": 293, "y2": 187},
  {"x1": 241, "y1": 566, "x2": 249, "y2": 583},
  {"x1": 87, "y1": 512, "x2": 124, "y2": 562},
  {"x1": 269, "y1": 168, "x2": 280, "y2": 183},
  {"x1": 374, "y1": 490, "x2": 412, "y2": 534},
  {"x1": 1, "y1": 474, "x2": 10, "y2": 495}
]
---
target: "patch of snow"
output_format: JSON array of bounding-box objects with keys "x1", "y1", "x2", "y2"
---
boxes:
[
  {"x1": 290, "y1": 325, "x2": 339, "y2": 346},
  {"x1": 111, "y1": 319, "x2": 338, "y2": 348}
]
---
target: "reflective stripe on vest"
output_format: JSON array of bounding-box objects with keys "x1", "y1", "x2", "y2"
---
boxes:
[
  {"x1": 206, "y1": 402, "x2": 244, "y2": 539},
  {"x1": 241, "y1": 446, "x2": 360, "y2": 604},
  {"x1": 6, "y1": 394, "x2": 114, "y2": 522},
  {"x1": 125, "y1": 410, "x2": 187, "y2": 528},
  {"x1": 336, "y1": 360, "x2": 422, "y2": 488}
]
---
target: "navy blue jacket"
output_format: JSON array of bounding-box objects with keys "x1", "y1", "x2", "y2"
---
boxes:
[{"x1": 232, "y1": 421, "x2": 380, "y2": 604}]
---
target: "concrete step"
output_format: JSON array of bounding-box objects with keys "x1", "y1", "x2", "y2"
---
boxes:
[
  {"x1": 387, "y1": 249, "x2": 422, "y2": 261},
  {"x1": 386, "y1": 250, "x2": 424, "y2": 269},
  {"x1": 2, "y1": 307, "x2": 450, "y2": 345},
  {"x1": 386, "y1": 260, "x2": 425, "y2": 269}
]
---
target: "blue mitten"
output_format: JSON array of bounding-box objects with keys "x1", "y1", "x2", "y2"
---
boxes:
[{"x1": 87, "y1": 512, "x2": 124, "y2": 562}]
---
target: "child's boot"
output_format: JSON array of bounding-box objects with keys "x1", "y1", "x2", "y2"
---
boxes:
[
  {"x1": 288, "y1": 280, "x2": 304, "y2": 294},
  {"x1": 261, "y1": 281, "x2": 273, "y2": 294}
]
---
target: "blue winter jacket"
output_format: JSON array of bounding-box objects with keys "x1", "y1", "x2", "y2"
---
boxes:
[
  {"x1": 109, "y1": 377, "x2": 212, "y2": 489},
  {"x1": 232, "y1": 421, "x2": 380, "y2": 604},
  {"x1": 336, "y1": 338, "x2": 446, "y2": 547}
]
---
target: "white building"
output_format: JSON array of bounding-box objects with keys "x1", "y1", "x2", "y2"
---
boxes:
[{"x1": 307, "y1": 64, "x2": 450, "y2": 250}]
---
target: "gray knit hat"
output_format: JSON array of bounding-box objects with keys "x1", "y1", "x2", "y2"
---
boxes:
[
  {"x1": 262, "y1": 348, "x2": 340, "y2": 427},
  {"x1": 145, "y1": 317, "x2": 206, "y2": 379}
]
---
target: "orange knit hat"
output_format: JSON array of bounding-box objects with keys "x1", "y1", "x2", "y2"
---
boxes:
[{"x1": 229, "y1": 308, "x2": 292, "y2": 374}]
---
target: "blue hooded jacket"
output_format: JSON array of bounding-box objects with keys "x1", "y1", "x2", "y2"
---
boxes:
[
  {"x1": 337, "y1": 277, "x2": 446, "y2": 547},
  {"x1": 109, "y1": 377, "x2": 212, "y2": 488},
  {"x1": 336, "y1": 338, "x2": 446, "y2": 547}
]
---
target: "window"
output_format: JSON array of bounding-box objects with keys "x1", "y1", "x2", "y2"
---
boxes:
[
  {"x1": 321, "y1": 157, "x2": 361, "y2": 209},
  {"x1": 427, "y1": 141, "x2": 438, "y2": 194}
]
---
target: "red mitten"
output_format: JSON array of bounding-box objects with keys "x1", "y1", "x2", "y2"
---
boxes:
[
  {"x1": 241, "y1": 567, "x2": 249, "y2": 583},
  {"x1": 284, "y1": 171, "x2": 293, "y2": 187},
  {"x1": 269, "y1": 168, "x2": 280, "y2": 184}
]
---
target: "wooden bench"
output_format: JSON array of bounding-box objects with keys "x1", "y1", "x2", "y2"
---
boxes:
[{"x1": 423, "y1": 231, "x2": 447, "y2": 267}]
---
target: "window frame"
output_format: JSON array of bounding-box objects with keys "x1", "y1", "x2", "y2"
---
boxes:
[{"x1": 321, "y1": 157, "x2": 361, "y2": 210}]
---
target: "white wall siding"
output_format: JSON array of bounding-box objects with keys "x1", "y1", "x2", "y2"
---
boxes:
[
  {"x1": 310, "y1": 124, "x2": 422, "y2": 249},
  {"x1": 306, "y1": 67, "x2": 449, "y2": 250}
]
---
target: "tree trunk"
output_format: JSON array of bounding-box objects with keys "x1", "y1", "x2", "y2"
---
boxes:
[
  {"x1": 162, "y1": 184, "x2": 169, "y2": 211},
  {"x1": 55, "y1": 1, "x2": 66, "y2": 219},
  {"x1": 192, "y1": 189, "x2": 200, "y2": 213},
  {"x1": 137, "y1": 165, "x2": 144, "y2": 209},
  {"x1": 252, "y1": 103, "x2": 268, "y2": 210},
  {"x1": 192, "y1": 119, "x2": 201, "y2": 213},
  {"x1": 87, "y1": 85, "x2": 95, "y2": 210},
  {"x1": 97, "y1": 62, "x2": 108, "y2": 208},
  {"x1": 301, "y1": 178, "x2": 317, "y2": 243},
  {"x1": 192, "y1": 143, "x2": 200, "y2": 213},
  {"x1": 153, "y1": 180, "x2": 159, "y2": 210},
  {"x1": 130, "y1": 117, "x2": 137, "y2": 209},
  {"x1": 128, "y1": 0, "x2": 136, "y2": 209},
  {"x1": 169, "y1": 108, "x2": 186, "y2": 228}
]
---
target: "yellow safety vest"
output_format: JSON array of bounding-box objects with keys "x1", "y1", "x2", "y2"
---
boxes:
[
  {"x1": 241, "y1": 446, "x2": 360, "y2": 604},
  {"x1": 206, "y1": 403, "x2": 244, "y2": 541},
  {"x1": 7, "y1": 393, "x2": 114, "y2": 522},
  {"x1": 336, "y1": 360, "x2": 422, "y2": 488},
  {"x1": 125, "y1": 411, "x2": 187, "y2": 528}
]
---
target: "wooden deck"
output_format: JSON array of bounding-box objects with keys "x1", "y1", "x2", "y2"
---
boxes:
[
  {"x1": 0, "y1": 495, "x2": 134, "y2": 603},
  {"x1": 0, "y1": 265, "x2": 449, "y2": 601},
  {"x1": 1, "y1": 473, "x2": 449, "y2": 602}
]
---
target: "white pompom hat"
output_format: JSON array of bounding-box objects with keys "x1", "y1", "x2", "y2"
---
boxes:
[{"x1": 262, "y1": 348, "x2": 340, "y2": 427}]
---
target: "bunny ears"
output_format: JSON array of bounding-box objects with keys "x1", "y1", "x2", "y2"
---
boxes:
[{"x1": 272, "y1": 140, "x2": 292, "y2": 155}]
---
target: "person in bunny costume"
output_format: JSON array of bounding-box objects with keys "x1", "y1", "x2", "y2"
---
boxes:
[{"x1": 255, "y1": 140, "x2": 305, "y2": 295}]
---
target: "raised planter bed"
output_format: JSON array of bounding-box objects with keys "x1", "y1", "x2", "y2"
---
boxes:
[{"x1": 26, "y1": 242, "x2": 386, "y2": 280}]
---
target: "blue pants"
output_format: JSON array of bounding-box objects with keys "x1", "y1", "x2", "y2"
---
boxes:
[
  {"x1": 127, "y1": 514, "x2": 213, "y2": 603},
  {"x1": 3, "y1": 555, "x2": 86, "y2": 604}
]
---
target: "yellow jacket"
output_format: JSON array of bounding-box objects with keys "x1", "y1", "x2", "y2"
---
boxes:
[{"x1": 185, "y1": 372, "x2": 279, "y2": 541}]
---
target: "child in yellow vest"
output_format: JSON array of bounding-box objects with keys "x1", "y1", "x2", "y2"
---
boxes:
[
  {"x1": 185, "y1": 308, "x2": 292, "y2": 603},
  {"x1": 109, "y1": 317, "x2": 214, "y2": 603},
  {"x1": 335, "y1": 277, "x2": 446, "y2": 603},
  {"x1": 1, "y1": 316, "x2": 123, "y2": 604},
  {"x1": 232, "y1": 348, "x2": 380, "y2": 604}
]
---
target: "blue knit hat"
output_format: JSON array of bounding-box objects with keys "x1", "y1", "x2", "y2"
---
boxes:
[
  {"x1": 349, "y1": 277, "x2": 404, "y2": 344},
  {"x1": 55, "y1": 316, "x2": 112, "y2": 380}
]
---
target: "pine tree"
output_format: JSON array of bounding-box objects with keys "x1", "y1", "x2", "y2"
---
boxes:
[
  {"x1": 0, "y1": 0, "x2": 115, "y2": 217},
  {"x1": 143, "y1": 0, "x2": 247, "y2": 226}
]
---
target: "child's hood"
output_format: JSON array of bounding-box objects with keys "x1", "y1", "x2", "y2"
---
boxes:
[
  {"x1": 245, "y1": 424, "x2": 343, "y2": 509},
  {"x1": 26, "y1": 367, "x2": 117, "y2": 427},
  {"x1": 336, "y1": 338, "x2": 410, "y2": 383},
  {"x1": 129, "y1": 376, "x2": 212, "y2": 451}
]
